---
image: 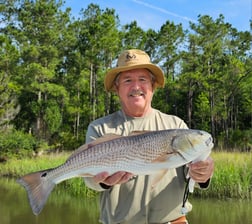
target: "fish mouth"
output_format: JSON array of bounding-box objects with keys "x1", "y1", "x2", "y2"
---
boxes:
[
  {"x1": 129, "y1": 90, "x2": 145, "y2": 97},
  {"x1": 205, "y1": 136, "x2": 213, "y2": 147}
]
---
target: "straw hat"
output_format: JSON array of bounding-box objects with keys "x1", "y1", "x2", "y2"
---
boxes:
[{"x1": 104, "y1": 49, "x2": 165, "y2": 92}]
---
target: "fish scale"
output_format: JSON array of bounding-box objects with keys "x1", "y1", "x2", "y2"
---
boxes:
[{"x1": 17, "y1": 128, "x2": 213, "y2": 215}]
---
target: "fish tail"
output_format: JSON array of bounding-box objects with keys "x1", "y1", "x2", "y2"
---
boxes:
[{"x1": 17, "y1": 169, "x2": 55, "y2": 215}]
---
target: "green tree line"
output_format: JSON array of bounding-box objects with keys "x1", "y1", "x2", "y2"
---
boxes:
[{"x1": 0, "y1": 0, "x2": 251, "y2": 157}]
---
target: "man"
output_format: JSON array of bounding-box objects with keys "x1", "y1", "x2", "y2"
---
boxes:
[{"x1": 84, "y1": 49, "x2": 214, "y2": 224}]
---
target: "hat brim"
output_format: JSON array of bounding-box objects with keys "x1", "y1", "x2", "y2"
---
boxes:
[{"x1": 104, "y1": 63, "x2": 165, "y2": 92}]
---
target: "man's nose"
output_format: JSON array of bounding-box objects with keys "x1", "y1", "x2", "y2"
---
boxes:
[{"x1": 131, "y1": 80, "x2": 141, "y2": 88}]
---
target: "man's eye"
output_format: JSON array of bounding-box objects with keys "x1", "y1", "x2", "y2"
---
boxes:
[
  {"x1": 123, "y1": 79, "x2": 131, "y2": 83},
  {"x1": 140, "y1": 78, "x2": 149, "y2": 83}
]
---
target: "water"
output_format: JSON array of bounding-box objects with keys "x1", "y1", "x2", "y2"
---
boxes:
[
  {"x1": 1, "y1": 178, "x2": 252, "y2": 224},
  {"x1": 0, "y1": 178, "x2": 99, "y2": 224},
  {"x1": 188, "y1": 198, "x2": 252, "y2": 224}
]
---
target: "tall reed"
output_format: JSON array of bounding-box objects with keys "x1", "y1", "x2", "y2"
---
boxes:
[
  {"x1": 193, "y1": 151, "x2": 252, "y2": 199},
  {"x1": 0, "y1": 153, "x2": 98, "y2": 197}
]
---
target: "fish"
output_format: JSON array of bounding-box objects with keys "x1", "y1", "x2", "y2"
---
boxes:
[{"x1": 17, "y1": 129, "x2": 213, "y2": 215}]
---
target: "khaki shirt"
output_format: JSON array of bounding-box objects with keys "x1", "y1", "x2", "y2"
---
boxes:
[{"x1": 85, "y1": 109, "x2": 192, "y2": 224}]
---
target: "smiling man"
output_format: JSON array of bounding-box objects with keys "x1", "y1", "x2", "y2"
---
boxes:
[
  {"x1": 114, "y1": 68, "x2": 155, "y2": 117},
  {"x1": 84, "y1": 49, "x2": 214, "y2": 224}
]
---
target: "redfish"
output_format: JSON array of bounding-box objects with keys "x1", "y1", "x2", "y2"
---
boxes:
[{"x1": 17, "y1": 129, "x2": 213, "y2": 215}]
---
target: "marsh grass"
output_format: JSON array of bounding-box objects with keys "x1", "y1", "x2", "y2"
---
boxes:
[
  {"x1": 0, "y1": 153, "x2": 68, "y2": 177},
  {"x1": 194, "y1": 151, "x2": 252, "y2": 199},
  {"x1": 0, "y1": 152, "x2": 97, "y2": 197},
  {"x1": 1, "y1": 151, "x2": 252, "y2": 199}
]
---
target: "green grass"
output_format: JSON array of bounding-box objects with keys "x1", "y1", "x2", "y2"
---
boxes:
[
  {"x1": 0, "y1": 153, "x2": 68, "y2": 177},
  {"x1": 1, "y1": 151, "x2": 252, "y2": 199},
  {"x1": 194, "y1": 151, "x2": 252, "y2": 199},
  {"x1": 0, "y1": 153, "x2": 97, "y2": 198}
]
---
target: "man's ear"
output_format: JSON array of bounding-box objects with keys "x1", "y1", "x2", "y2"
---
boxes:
[{"x1": 114, "y1": 85, "x2": 119, "y2": 95}]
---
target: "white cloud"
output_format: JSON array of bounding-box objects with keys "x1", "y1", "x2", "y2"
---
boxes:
[{"x1": 132, "y1": 0, "x2": 197, "y2": 23}]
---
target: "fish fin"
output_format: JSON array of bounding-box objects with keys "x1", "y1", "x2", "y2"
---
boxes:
[
  {"x1": 150, "y1": 169, "x2": 168, "y2": 189},
  {"x1": 92, "y1": 134, "x2": 123, "y2": 143},
  {"x1": 128, "y1": 131, "x2": 151, "y2": 136},
  {"x1": 152, "y1": 152, "x2": 175, "y2": 163},
  {"x1": 17, "y1": 169, "x2": 55, "y2": 215}
]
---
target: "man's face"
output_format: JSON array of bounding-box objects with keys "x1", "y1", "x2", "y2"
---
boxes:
[{"x1": 115, "y1": 68, "x2": 154, "y2": 117}]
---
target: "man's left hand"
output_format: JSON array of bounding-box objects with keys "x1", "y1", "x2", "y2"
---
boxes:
[{"x1": 188, "y1": 157, "x2": 214, "y2": 183}]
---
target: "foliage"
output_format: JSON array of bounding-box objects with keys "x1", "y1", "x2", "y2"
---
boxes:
[
  {"x1": 0, "y1": 153, "x2": 97, "y2": 197},
  {"x1": 0, "y1": 34, "x2": 21, "y2": 130},
  {"x1": 44, "y1": 99, "x2": 62, "y2": 135},
  {"x1": 0, "y1": 152, "x2": 69, "y2": 177},
  {"x1": 58, "y1": 131, "x2": 85, "y2": 151},
  {"x1": 0, "y1": 1, "x2": 251, "y2": 153},
  {"x1": 227, "y1": 129, "x2": 252, "y2": 151},
  {"x1": 194, "y1": 151, "x2": 252, "y2": 199},
  {"x1": 0, "y1": 130, "x2": 37, "y2": 158}
]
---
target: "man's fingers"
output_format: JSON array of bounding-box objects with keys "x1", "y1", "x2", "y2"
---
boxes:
[
  {"x1": 189, "y1": 157, "x2": 214, "y2": 183},
  {"x1": 103, "y1": 171, "x2": 128, "y2": 185},
  {"x1": 94, "y1": 171, "x2": 134, "y2": 186},
  {"x1": 93, "y1": 171, "x2": 110, "y2": 183}
]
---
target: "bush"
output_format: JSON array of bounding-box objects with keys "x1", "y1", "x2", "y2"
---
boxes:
[
  {"x1": 58, "y1": 131, "x2": 84, "y2": 151},
  {"x1": 0, "y1": 130, "x2": 37, "y2": 158}
]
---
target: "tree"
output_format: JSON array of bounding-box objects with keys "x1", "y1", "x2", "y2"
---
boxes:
[
  {"x1": 121, "y1": 21, "x2": 147, "y2": 49},
  {"x1": 180, "y1": 14, "x2": 252, "y2": 147},
  {"x1": 78, "y1": 4, "x2": 121, "y2": 120},
  {"x1": 9, "y1": 0, "x2": 69, "y2": 141},
  {"x1": 0, "y1": 2, "x2": 251, "y2": 151},
  {"x1": 0, "y1": 35, "x2": 20, "y2": 130},
  {"x1": 152, "y1": 21, "x2": 185, "y2": 116}
]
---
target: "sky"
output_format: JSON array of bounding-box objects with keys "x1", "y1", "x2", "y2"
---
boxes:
[{"x1": 63, "y1": 0, "x2": 252, "y2": 32}]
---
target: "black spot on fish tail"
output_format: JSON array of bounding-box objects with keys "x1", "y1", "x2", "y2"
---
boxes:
[{"x1": 41, "y1": 172, "x2": 47, "y2": 177}]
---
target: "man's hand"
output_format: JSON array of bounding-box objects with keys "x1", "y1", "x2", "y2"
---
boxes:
[
  {"x1": 93, "y1": 156, "x2": 214, "y2": 186},
  {"x1": 94, "y1": 171, "x2": 135, "y2": 186},
  {"x1": 188, "y1": 157, "x2": 214, "y2": 183}
]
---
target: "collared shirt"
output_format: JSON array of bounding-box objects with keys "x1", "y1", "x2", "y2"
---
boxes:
[{"x1": 84, "y1": 109, "x2": 193, "y2": 224}]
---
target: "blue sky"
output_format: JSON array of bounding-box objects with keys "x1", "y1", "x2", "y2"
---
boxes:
[{"x1": 63, "y1": 0, "x2": 251, "y2": 32}]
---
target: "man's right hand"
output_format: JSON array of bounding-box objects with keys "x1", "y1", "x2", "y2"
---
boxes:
[{"x1": 94, "y1": 171, "x2": 135, "y2": 186}]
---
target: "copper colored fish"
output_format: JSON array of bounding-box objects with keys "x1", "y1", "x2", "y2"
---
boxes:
[{"x1": 17, "y1": 129, "x2": 213, "y2": 215}]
